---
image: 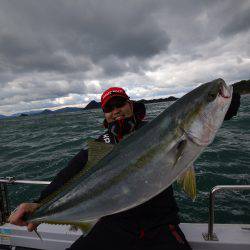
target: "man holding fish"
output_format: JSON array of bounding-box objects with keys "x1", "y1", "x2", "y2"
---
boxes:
[{"x1": 9, "y1": 79, "x2": 241, "y2": 249}]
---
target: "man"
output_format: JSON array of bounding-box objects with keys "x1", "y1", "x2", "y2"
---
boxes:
[{"x1": 9, "y1": 87, "x2": 240, "y2": 249}]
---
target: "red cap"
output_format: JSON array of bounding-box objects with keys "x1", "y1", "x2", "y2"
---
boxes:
[{"x1": 101, "y1": 87, "x2": 129, "y2": 109}]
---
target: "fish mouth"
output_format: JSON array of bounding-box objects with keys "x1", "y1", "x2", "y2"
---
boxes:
[{"x1": 219, "y1": 84, "x2": 231, "y2": 99}]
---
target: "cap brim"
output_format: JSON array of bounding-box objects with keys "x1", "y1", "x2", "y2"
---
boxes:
[{"x1": 102, "y1": 95, "x2": 129, "y2": 109}]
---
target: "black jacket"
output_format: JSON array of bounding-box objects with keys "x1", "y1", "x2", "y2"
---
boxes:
[{"x1": 37, "y1": 102, "x2": 180, "y2": 230}]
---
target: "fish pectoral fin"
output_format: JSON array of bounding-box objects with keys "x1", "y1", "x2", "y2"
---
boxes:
[
  {"x1": 177, "y1": 165, "x2": 196, "y2": 201},
  {"x1": 172, "y1": 139, "x2": 187, "y2": 166},
  {"x1": 87, "y1": 140, "x2": 114, "y2": 167}
]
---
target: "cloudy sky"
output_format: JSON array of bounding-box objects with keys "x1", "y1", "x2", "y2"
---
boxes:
[{"x1": 0, "y1": 0, "x2": 249, "y2": 115}]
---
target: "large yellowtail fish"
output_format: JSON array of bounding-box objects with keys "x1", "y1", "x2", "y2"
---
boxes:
[{"x1": 26, "y1": 78, "x2": 233, "y2": 233}]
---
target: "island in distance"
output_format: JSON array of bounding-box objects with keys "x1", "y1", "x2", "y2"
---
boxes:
[
  {"x1": 1, "y1": 79, "x2": 249, "y2": 119},
  {"x1": 0, "y1": 96, "x2": 178, "y2": 119},
  {"x1": 84, "y1": 96, "x2": 178, "y2": 110}
]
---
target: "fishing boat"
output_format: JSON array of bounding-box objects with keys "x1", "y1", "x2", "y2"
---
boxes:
[{"x1": 0, "y1": 177, "x2": 249, "y2": 250}]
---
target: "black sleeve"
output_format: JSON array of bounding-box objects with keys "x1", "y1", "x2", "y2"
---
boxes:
[
  {"x1": 35, "y1": 149, "x2": 88, "y2": 203},
  {"x1": 224, "y1": 91, "x2": 241, "y2": 121}
]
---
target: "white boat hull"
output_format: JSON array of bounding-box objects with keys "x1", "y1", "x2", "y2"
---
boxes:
[{"x1": 0, "y1": 223, "x2": 249, "y2": 250}]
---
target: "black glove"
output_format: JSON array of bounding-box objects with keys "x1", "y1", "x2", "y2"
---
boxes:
[{"x1": 224, "y1": 91, "x2": 241, "y2": 121}]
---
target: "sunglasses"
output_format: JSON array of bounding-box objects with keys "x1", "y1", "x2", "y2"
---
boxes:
[{"x1": 103, "y1": 99, "x2": 128, "y2": 113}]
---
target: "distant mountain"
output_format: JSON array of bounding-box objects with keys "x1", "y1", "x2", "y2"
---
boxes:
[
  {"x1": 0, "y1": 114, "x2": 7, "y2": 119},
  {"x1": 41, "y1": 109, "x2": 54, "y2": 114},
  {"x1": 82, "y1": 97, "x2": 177, "y2": 110},
  {"x1": 53, "y1": 107, "x2": 84, "y2": 113},
  {"x1": 19, "y1": 113, "x2": 29, "y2": 117},
  {"x1": 233, "y1": 79, "x2": 250, "y2": 95},
  {"x1": 138, "y1": 96, "x2": 178, "y2": 104},
  {"x1": 2, "y1": 78, "x2": 248, "y2": 119},
  {"x1": 40, "y1": 107, "x2": 84, "y2": 115},
  {"x1": 84, "y1": 100, "x2": 101, "y2": 110},
  {"x1": 10, "y1": 110, "x2": 42, "y2": 117},
  {"x1": 0, "y1": 97, "x2": 177, "y2": 119}
]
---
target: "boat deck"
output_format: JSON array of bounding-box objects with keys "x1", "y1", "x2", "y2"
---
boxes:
[
  {"x1": 0, "y1": 223, "x2": 249, "y2": 250},
  {"x1": 181, "y1": 223, "x2": 250, "y2": 250}
]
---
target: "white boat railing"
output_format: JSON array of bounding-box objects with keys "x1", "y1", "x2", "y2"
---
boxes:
[
  {"x1": 0, "y1": 177, "x2": 51, "y2": 224},
  {"x1": 203, "y1": 185, "x2": 250, "y2": 241},
  {"x1": 0, "y1": 176, "x2": 51, "y2": 185}
]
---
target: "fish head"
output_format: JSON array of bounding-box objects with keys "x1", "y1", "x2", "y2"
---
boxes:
[{"x1": 181, "y1": 79, "x2": 232, "y2": 146}]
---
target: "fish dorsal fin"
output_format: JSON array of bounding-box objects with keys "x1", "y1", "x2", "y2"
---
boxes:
[
  {"x1": 35, "y1": 141, "x2": 114, "y2": 207},
  {"x1": 87, "y1": 140, "x2": 114, "y2": 167},
  {"x1": 70, "y1": 219, "x2": 98, "y2": 235},
  {"x1": 45, "y1": 219, "x2": 99, "y2": 236},
  {"x1": 177, "y1": 165, "x2": 196, "y2": 201}
]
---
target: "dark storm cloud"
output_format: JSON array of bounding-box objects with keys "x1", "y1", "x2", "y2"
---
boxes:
[
  {"x1": 0, "y1": 0, "x2": 249, "y2": 115},
  {"x1": 98, "y1": 56, "x2": 148, "y2": 77},
  {"x1": 0, "y1": 0, "x2": 172, "y2": 114},
  {"x1": 0, "y1": 0, "x2": 170, "y2": 75},
  {"x1": 220, "y1": 7, "x2": 250, "y2": 36},
  {"x1": 0, "y1": 26, "x2": 92, "y2": 75},
  {"x1": 0, "y1": 32, "x2": 92, "y2": 74}
]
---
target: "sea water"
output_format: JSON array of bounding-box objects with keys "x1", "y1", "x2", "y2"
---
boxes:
[{"x1": 0, "y1": 96, "x2": 249, "y2": 224}]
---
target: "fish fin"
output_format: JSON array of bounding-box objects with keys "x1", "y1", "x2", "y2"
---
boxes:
[
  {"x1": 87, "y1": 140, "x2": 114, "y2": 167},
  {"x1": 177, "y1": 165, "x2": 196, "y2": 201},
  {"x1": 45, "y1": 219, "x2": 99, "y2": 235},
  {"x1": 35, "y1": 141, "x2": 114, "y2": 207},
  {"x1": 34, "y1": 228, "x2": 43, "y2": 241},
  {"x1": 75, "y1": 219, "x2": 98, "y2": 234},
  {"x1": 173, "y1": 139, "x2": 187, "y2": 166},
  {"x1": 69, "y1": 225, "x2": 79, "y2": 231}
]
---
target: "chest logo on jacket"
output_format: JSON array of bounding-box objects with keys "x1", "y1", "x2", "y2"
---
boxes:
[{"x1": 103, "y1": 134, "x2": 111, "y2": 144}]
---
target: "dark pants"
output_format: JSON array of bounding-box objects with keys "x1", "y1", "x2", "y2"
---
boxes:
[{"x1": 68, "y1": 220, "x2": 192, "y2": 250}]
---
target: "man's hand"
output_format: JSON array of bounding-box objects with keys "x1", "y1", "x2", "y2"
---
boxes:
[{"x1": 8, "y1": 203, "x2": 39, "y2": 232}]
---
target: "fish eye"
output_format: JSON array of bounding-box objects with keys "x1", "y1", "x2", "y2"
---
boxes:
[{"x1": 207, "y1": 92, "x2": 217, "y2": 102}]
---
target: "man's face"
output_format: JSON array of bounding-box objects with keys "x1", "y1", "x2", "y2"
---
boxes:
[{"x1": 103, "y1": 97, "x2": 133, "y2": 123}]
